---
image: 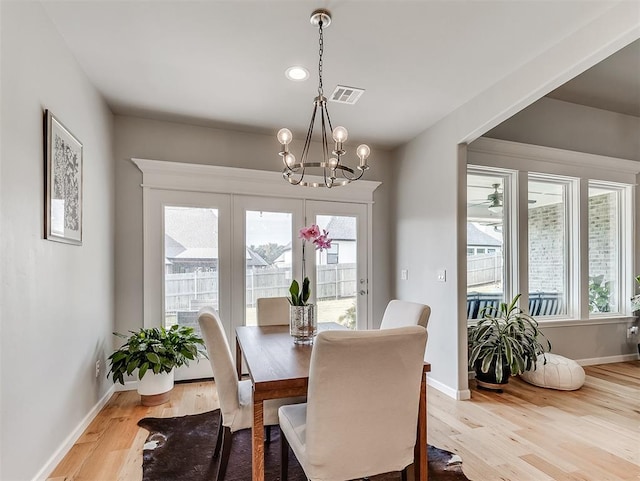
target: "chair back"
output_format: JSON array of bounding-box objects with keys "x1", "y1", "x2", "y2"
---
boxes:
[
  {"x1": 380, "y1": 299, "x2": 431, "y2": 329},
  {"x1": 305, "y1": 326, "x2": 427, "y2": 480},
  {"x1": 197, "y1": 307, "x2": 240, "y2": 426},
  {"x1": 256, "y1": 297, "x2": 290, "y2": 326}
]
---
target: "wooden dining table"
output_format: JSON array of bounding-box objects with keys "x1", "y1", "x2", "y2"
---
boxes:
[{"x1": 235, "y1": 322, "x2": 431, "y2": 481}]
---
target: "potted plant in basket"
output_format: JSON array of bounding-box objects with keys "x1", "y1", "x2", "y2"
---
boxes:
[
  {"x1": 468, "y1": 293, "x2": 550, "y2": 391},
  {"x1": 288, "y1": 224, "x2": 332, "y2": 344},
  {"x1": 108, "y1": 325, "x2": 207, "y2": 406}
]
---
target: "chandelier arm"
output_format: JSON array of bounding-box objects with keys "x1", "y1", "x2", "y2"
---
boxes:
[
  {"x1": 320, "y1": 101, "x2": 333, "y2": 187},
  {"x1": 301, "y1": 102, "x2": 319, "y2": 165},
  {"x1": 322, "y1": 102, "x2": 335, "y2": 141},
  {"x1": 339, "y1": 166, "x2": 365, "y2": 182}
]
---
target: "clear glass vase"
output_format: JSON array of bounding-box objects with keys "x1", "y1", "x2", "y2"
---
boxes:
[{"x1": 289, "y1": 304, "x2": 316, "y2": 345}]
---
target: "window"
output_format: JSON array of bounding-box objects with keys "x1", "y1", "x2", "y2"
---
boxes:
[
  {"x1": 528, "y1": 178, "x2": 570, "y2": 317},
  {"x1": 588, "y1": 184, "x2": 621, "y2": 315},
  {"x1": 326, "y1": 243, "x2": 339, "y2": 265},
  {"x1": 468, "y1": 138, "x2": 636, "y2": 323},
  {"x1": 466, "y1": 173, "x2": 507, "y2": 319}
]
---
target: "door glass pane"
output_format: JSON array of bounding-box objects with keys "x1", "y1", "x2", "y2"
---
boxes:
[
  {"x1": 315, "y1": 215, "x2": 357, "y2": 329},
  {"x1": 588, "y1": 185, "x2": 620, "y2": 314},
  {"x1": 528, "y1": 180, "x2": 567, "y2": 316},
  {"x1": 466, "y1": 174, "x2": 505, "y2": 319},
  {"x1": 245, "y1": 211, "x2": 293, "y2": 325},
  {"x1": 164, "y1": 206, "x2": 219, "y2": 335}
]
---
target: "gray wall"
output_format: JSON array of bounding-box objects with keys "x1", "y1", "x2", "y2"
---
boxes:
[
  {"x1": 486, "y1": 97, "x2": 640, "y2": 360},
  {"x1": 113, "y1": 115, "x2": 394, "y2": 336},
  {"x1": 0, "y1": 3, "x2": 115, "y2": 480},
  {"x1": 391, "y1": 13, "x2": 638, "y2": 398},
  {"x1": 487, "y1": 97, "x2": 640, "y2": 162}
]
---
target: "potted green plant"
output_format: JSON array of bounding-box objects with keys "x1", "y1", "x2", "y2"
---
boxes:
[
  {"x1": 108, "y1": 325, "x2": 206, "y2": 406},
  {"x1": 468, "y1": 294, "x2": 550, "y2": 391}
]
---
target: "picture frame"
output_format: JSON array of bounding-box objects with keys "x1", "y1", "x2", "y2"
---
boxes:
[{"x1": 44, "y1": 110, "x2": 83, "y2": 245}]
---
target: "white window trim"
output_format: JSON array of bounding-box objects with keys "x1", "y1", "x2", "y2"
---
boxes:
[
  {"x1": 468, "y1": 138, "x2": 639, "y2": 326},
  {"x1": 132, "y1": 158, "x2": 380, "y2": 204}
]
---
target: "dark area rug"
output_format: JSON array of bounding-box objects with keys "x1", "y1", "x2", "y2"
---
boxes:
[{"x1": 138, "y1": 410, "x2": 471, "y2": 481}]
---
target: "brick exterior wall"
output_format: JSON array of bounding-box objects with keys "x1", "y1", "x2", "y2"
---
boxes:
[{"x1": 528, "y1": 192, "x2": 617, "y2": 294}]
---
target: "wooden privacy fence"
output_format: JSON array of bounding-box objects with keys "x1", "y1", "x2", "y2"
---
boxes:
[
  {"x1": 467, "y1": 253, "x2": 503, "y2": 287},
  {"x1": 166, "y1": 264, "x2": 357, "y2": 313}
]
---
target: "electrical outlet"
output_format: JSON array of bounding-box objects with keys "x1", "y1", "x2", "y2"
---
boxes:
[
  {"x1": 401, "y1": 269, "x2": 408, "y2": 280},
  {"x1": 95, "y1": 360, "x2": 100, "y2": 378},
  {"x1": 437, "y1": 269, "x2": 446, "y2": 282}
]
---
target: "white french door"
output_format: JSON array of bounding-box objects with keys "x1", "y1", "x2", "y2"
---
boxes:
[
  {"x1": 231, "y1": 196, "x2": 304, "y2": 331},
  {"x1": 305, "y1": 201, "x2": 369, "y2": 330},
  {"x1": 229, "y1": 198, "x2": 369, "y2": 333},
  {"x1": 144, "y1": 189, "x2": 231, "y2": 381}
]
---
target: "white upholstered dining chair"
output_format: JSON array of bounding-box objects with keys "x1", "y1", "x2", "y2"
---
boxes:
[
  {"x1": 256, "y1": 296, "x2": 290, "y2": 326},
  {"x1": 380, "y1": 299, "x2": 431, "y2": 329},
  {"x1": 278, "y1": 326, "x2": 428, "y2": 481},
  {"x1": 197, "y1": 306, "x2": 302, "y2": 481}
]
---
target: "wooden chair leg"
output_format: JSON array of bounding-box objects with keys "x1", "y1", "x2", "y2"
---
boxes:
[
  {"x1": 280, "y1": 429, "x2": 289, "y2": 481},
  {"x1": 216, "y1": 426, "x2": 233, "y2": 481},
  {"x1": 401, "y1": 467, "x2": 408, "y2": 481},
  {"x1": 213, "y1": 414, "x2": 224, "y2": 459}
]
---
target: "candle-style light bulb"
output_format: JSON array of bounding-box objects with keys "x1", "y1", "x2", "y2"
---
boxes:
[
  {"x1": 332, "y1": 126, "x2": 348, "y2": 143},
  {"x1": 356, "y1": 144, "x2": 370, "y2": 161},
  {"x1": 277, "y1": 128, "x2": 293, "y2": 145},
  {"x1": 284, "y1": 153, "x2": 296, "y2": 167}
]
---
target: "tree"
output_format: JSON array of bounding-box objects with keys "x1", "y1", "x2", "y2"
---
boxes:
[{"x1": 251, "y1": 243, "x2": 287, "y2": 265}]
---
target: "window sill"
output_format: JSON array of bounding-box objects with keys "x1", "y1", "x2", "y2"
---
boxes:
[{"x1": 538, "y1": 315, "x2": 636, "y2": 328}]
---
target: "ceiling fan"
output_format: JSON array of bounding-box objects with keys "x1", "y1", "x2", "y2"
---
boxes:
[
  {"x1": 469, "y1": 183, "x2": 537, "y2": 212},
  {"x1": 469, "y1": 183, "x2": 503, "y2": 212}
]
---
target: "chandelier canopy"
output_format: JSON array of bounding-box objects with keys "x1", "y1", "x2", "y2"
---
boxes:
[{"x1": 277, "y1": 9, "x2": 371, "y2": 188}]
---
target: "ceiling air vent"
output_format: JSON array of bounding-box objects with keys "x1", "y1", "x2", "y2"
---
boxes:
[{"x1": 329, "y1": 85, "x2": 365, "y2": 105}]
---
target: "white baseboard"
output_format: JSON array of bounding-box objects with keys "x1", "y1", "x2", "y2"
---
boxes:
[
  {"x1": 427, "y1": 376, "x2": 471, "y2": 400},
  {"x1": 32, "y1": 385, "x2": 116, "y2": 481},
  {"x1": 115, "y1": 379, "x2": 139, "y2": 392},
  {"x1": 577, "y1": 353, "x2": 639, "y2": 366}
]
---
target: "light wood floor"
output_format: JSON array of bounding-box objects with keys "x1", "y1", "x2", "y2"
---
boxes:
[{"x1": 47, "y1": 362, "x2": 640, "y2": 481}]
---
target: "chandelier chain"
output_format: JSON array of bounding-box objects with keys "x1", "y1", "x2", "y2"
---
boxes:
[{"x1": 318, "y1": 21, "x2": 324, "y2": 95}]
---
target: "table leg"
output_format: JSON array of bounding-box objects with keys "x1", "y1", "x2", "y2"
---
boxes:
[
  {"x1": 252, "y1": 398, "x2": 265, "y2": 481},
  {"x1": 414, "y1": 372, "x2": 428, "y2": 481}
]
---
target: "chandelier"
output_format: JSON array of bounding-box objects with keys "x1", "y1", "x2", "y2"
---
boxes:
[{"x1": 277, "y1": 9, "x2": 371, "y2": 188}]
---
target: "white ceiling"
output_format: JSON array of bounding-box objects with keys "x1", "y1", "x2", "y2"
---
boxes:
[{"x1": 41, "y1": 1, "x2": 632, "y2": 150}]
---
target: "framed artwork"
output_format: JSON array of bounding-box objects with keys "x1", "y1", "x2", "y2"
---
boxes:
[{"x1": 44, "y1": 110, "x2": 83, "y2": 245}]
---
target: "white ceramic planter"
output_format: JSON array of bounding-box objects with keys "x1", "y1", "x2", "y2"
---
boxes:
[{"x1": 138, "y1": 369, "x2": 175, "y2": 406}]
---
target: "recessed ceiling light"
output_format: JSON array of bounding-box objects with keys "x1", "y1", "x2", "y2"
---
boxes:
[{"x1": 285, "y1": 66, "x2": 309, "y2": 81}]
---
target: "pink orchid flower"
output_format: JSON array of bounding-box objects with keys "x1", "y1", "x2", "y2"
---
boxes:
[
  {"x1": 299, "y1": 224, "x2": 320, "y2": 241},
  {"x1": 313, "y1": 230, "x2": 332, "y2": 251}
]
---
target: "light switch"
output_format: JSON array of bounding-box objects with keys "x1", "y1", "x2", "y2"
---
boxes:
[
  {"x1": 437, "y1": 269, "x2": 446, "y2": 282},
  {"x1": 401, "y1": 269, "x2": 408, "y2": 280}
]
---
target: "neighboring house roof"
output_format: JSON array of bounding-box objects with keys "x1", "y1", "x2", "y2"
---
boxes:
[
  {"x1": 246, "y1": 248, "x2": 268, "y2": 267},
  {"x1": 164, "y1": 206, "x2": 219, "y2": 249},
  {"x1": 324, "y1": 217, "x2": 356, "y2": 241},
  {"x1": 173, "y1": 248, "x2": 218, "y2": 260},
  {"x1": 165, "y1": 234, "x2": 186, "y2": 259},
  {"x1": 467, "y1": 223, "x2": 502, "y2": 247}
]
